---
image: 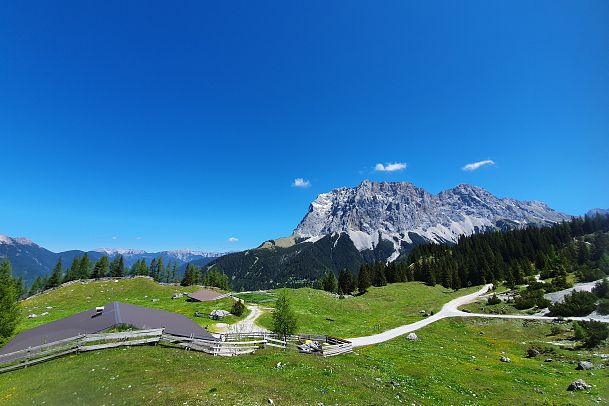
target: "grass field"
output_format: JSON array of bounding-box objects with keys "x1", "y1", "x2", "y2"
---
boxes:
[
  {"x1": 1, "y1": 318, "x2": 607, "y2": 405},
  {"x1": 17, "y1": 278, "x2": 247, "y2": 334},
  {"x1": 257, "y1": 282, "x2": 481, "y2": 337},
  {"x1": 233, "y1": 292, "x2": 277, "y2": 304}
]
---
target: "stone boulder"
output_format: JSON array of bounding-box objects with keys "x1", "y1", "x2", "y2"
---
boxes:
[
  {"x1": 567, "y1": 379, "x2": 591, "y2": 391},
  {"x1": 406, "y1": 333, "x2": 418, "y2": 341},
  {"x1": 576, "y1": 361, "x2": 594, "y2": 371},
  {"x1": 500, "y1": 356, "x2": 511, "y2": 363}
]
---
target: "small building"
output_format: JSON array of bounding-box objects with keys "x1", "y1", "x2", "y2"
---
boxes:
[
  {"x1": 0, "y1": 302, "x2": 217, "y2": 363},
  {"x1": 187, "y1": 289, "x2": 226, "y2": 302}
]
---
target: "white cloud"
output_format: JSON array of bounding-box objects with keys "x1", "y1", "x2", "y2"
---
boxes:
[
  {"x1": 462, "y1": 160, "x2": 495, "y2": 171},
  {"x1": 112, "y1": 236, "x2": 117, "y2": 240},
  {"x1": 374, "y1": 162, "x2": 407, "y2": 172},
  {"x1": 135, "y1": 236, "x2": 142, "y2": 240},
  {"x1": 227, "y1": 237, "x2": 239, "y2": 243},
  {"x1": 292, "y1": 178, "x2": 311, "y2": 188}
]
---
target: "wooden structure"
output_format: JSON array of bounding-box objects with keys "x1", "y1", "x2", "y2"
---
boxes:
[{"x1": 0, "y1": 330, "x2": 353, "y2": 373}]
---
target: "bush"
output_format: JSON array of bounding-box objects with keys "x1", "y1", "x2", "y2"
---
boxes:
[
  {"x1": 597, "y1": 298, "x2": 609, "y2": 315},
  {"x1": 231, "y1": 300, "x2": 246, "y2": 316},
  {"x1": 514, "y1": 289, "x2": 550, "y2": 310},
  {"x1": 549, "y1": 325, "x2": 563, "y2": 336},
  {"x1": 573, "y1": 321, "x2": 587, "y2": 341},
  {"x1": 579, "y1": 320, "x2": 609, "y2": 348},
  {"x1": 487, "y1": 294, "x2": 501, "y2": 305},
  {"x1": 592, "y1": 278, "x2": 609, "y2": 299},
  {"x1": 549, "y1": 291, "x2": 597, "y2": 317}
]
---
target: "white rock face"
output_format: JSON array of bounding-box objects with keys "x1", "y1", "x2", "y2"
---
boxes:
[{"x1": 294, "y1": 180, "x2": 570, "y2": 257}]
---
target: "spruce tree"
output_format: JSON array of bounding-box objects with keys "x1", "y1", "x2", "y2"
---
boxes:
[
  {"x1": 64, "y1": 257, "x2": 81, "y2": 283},
  {"x1": 272, "y1": 293, "x2": 297, "y2": 340},
  {"x1": 358, "y1": 265, "x2": 372, "y2": 294},
  {"x1": 321, "y1": 271, "x2": 338, "y2": 293},
  {"x1": 0, "y1": 259, "x2": 19, "y2": 345},
  {"x1": 78, "y1": 253, "x2": 91, "y2": 279},
  {"x1": 46, "y1": 259, "x2": 63, "y2": 288},
  {"x1": 338, "y1": 268, "x2": 355, "y2": 294},
  {"x1": 92, "y1": 256, "x2": 110, "y2": 279},
  {"x1": 110, "y1": 255, "x2": 125, "y2": 277}
]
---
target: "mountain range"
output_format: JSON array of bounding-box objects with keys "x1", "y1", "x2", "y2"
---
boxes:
[
  {"x1": 206, "y1": 181, "x2": 572, "y2": 290},
  {"x1": 0, "y1": 235, "x2": 225, "y2": 283}
]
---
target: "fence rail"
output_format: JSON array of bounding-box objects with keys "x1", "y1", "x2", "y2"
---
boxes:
[{"x1": 0, "y1": 329, "x2": 353, "y2": 373}]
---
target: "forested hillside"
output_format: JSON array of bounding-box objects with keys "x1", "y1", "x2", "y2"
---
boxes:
[{"x1": 405, "y1": 213, "x2": 609, "y2": 289}]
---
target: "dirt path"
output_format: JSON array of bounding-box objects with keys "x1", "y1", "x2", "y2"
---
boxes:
[
  {"x1": 349, "y1": 284, "x2": 609, "y2": 347},
  {"x1": 228, "y1": 304, "x2": 268, "y2": 333}
]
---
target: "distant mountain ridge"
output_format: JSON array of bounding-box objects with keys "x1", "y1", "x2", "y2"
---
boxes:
[
  {"x1": 0, "y1": 235, "x2": 226, "y2": 282},
  {"x1": 587, "y1": 208, "x2": 609, "y2": 217},
  {"x1": 207, "y1": 181, "x2": 572, "y2": 290}
]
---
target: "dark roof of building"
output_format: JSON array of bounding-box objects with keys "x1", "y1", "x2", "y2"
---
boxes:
[
  {"x1": 0, "y1": 302, "x2": 217, "y2": 357},
  {"x1": 187, "y1": 289, "x2": 225, "y2": 301}
]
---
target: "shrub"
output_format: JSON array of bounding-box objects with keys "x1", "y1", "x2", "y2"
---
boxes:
[
  {"x1": 592, "y1": 278, "x2": 609, "y2": 299},
  {"x1": 514, "y1": 289, "x2": 550, "y2": 310},
  {"x1": 573, "y1": 321, "x2": 587, "y2": 341},
  {"x1": 487, "y1": 294, "x2": 501, "y2": 305},
  {"x1": 597, "y1": 298, "x2": 609, "y2": 315},
  {"x1": 231, "y1": 300, "x2": 246, "y2": 316},
  {"x1": 579, "y1": 320, "x2": 609, "y2": 348},
  {"x1": 549, "y1": 325, "x2": 563, "y2": 336},
  {"x1": 549, "y1": 291, "x2": 597, "y2": 317}
]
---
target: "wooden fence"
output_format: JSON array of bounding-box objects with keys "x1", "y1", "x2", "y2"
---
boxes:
[
  {"x1": 0, "y1": 329, "x2": 164, "y2": 373},
  {"x1": 0, "y1": 329, "x2": 353, "y2": 373}
]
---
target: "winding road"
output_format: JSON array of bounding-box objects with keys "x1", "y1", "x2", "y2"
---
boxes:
[{"x1": 348, "y1": 284, "x2": 609, "y2": 347}]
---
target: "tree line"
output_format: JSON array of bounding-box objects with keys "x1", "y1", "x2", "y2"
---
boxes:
[
  {"x1": 315, "y1": 214, "x2": 609, "y2": 295},
  {"x1": 181, "y1": 263, "x2": 229, "y2": 290},
  {"x1": 406, "y1": 213, "x2": 609, "y2": 290},
  {"x1": 28, "y1": 254, "x2": 183, "y2": 296}
]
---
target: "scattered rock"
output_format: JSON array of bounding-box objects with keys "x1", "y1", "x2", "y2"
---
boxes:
[
  {"x1": 500, "y1": 356, "x2": 511, "y2": 363},
  {"x1": 544, "y1": 358, "x2": 553, "y2": 363},
  {"x1": 267, "y1": 399, "x2": 274, "y2": 404},
  {"x1": 533, "y1": 388, "x2": 545, "y2": 394},
  {"x1": 407, "y1": 333, "x2": 418, "y2": 341},
  {"x1": 527, "y1": 349, "x2": 540, "y2": 358},
  {"x1": 576, "y1": 361, "x2": 594, "y2": 371},
  {"x1": 28, "y1": 314, "x2": 38, "y2": 318},
  {"x1": 567, "y1": 379, "x2": 591, "y2": 391},
  {"x1": 375, "y1": 378, "x2": 382, "y2": 382},
  {"x1": 151, "y1": 299, "x2": 159, "y2": 302}
]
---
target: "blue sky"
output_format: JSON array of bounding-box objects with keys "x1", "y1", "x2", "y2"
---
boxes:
[{"x1": 1, "y1": 1, "x2": 608, "y2": 253}]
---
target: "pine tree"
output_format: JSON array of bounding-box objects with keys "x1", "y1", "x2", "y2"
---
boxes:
[
  {"x1": 78, "y1": 253, "x2": 91, "y2": 279},
  {"x1": 357, "y1": 265, "x2": 372, "y2": 294},
  {"x1": 0, "y1": 259, "x2": 19, "y2": 345},
  {"x1": 29, "y1": 276, "x2": 43, "y2": 296},
  {"x1": 181, "y1": 263, "x2": 199, "y2": 286},
  {"x1": 272, "y1": 293, "x2": 297, "y2": 340},
  {"x1": 46, "y1": 259, "x2": 63, "y2": 288},
  {"x1": 338, "y1": 268, "x2": 355, "y2": 294},
  {"x1": 92, "y1": 256, "x2": 110, "y2": 279},
  {"x1": 321, "y1": 271, "x2": 338, "y2": 293},
  {"x1": 156, "y1": 257, "x2": 165, "y2": 282},
  {"x1": 150, "y1": 258, "x2": 158, "y2": 280},
  {"x1": 372, "y1": 262, "x2": 387, "y2": 287},
  {"x1": 64, "y1": 257, "x2": 81, "y2": 283},
  {"x1": 110, "y1": 255, "x2": 125, "y2": 277}
]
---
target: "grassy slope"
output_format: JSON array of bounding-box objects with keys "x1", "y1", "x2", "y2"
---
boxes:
[
  {"x1": 257, "y1": 282, "x2": 481, "y2": 337},
  {"x1": 17, "y1": 278, "x2": 247, "y2": 334},
  {"x1": 1, "y1": 318, "x2": 607, "y2": 405}
]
